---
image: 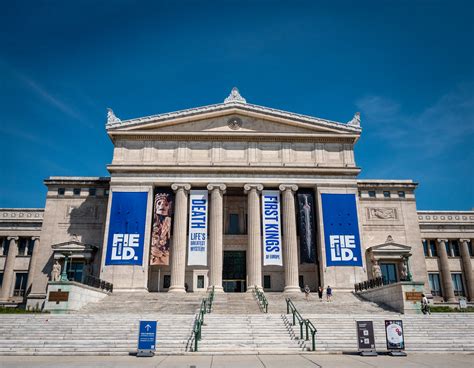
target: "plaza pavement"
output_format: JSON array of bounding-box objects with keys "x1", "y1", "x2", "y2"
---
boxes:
[{"x1": 0, "y1": 353, "x2": 473, "y2": 368}]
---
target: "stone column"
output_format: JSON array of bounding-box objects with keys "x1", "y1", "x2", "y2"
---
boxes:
[
  {"x1": 0, "y1": 236, "x2": 19, "y2": 301},
  {"x1": 26, "y1": 237, "x2": 40, "y2": 293},
  {"x1": 437, "y1": 239, "x2": 456, "y2": 302},
  {"x1": 460, "y1": 239, "x2": 474, "y2": 302},
  {"x1": 244, "y1": 184, "x2": 263, "y2": 292},
  {"x1": 168, "y1": 183, "x2": 191, "y2": 293},
  {"x1": 279, "y1": 184, "x2": 300, "y2": 293},
  {"x1": 207, "y1": 184, "x2": 226, "y2": 292}
]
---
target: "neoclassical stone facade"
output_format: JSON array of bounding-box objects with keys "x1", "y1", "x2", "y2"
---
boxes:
[{"x1": 0, "y1": 88, "x2": 472, "y2": 309}]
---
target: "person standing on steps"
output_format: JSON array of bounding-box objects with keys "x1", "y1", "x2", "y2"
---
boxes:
[
  {"x1": 326, "y1": 285, "x2": 332, "y2": 302},
  {"x1": 421, "y1": 293, "x2": 431, "y2": 315},
  {"x1": 318, "y1": 286, "x2": 323, "y2": 302},
  {"x1": 304, "y1": 285, "x2": 311, "y2": 301}
]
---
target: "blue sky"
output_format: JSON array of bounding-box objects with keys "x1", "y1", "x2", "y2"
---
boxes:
[{"x1": 1, "y1": 0, "x2": 473, "y2": 210}]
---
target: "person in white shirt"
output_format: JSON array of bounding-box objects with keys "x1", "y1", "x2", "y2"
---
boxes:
[{"x1": 421, "y1": 293, "x2": 431, "y2": 315}]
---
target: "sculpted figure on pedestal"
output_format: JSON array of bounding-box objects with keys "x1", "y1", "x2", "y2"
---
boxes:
[
  {"x1": 372, "y1": 260, "x2": 382, "y2": 279},
  {"x1": 51, "y1": 260, "x2": 61, "y2": 282}
]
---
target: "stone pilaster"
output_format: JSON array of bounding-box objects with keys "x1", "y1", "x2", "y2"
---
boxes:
[
  {"x1": 279, "y1": 184, "x2": 300, "y2": 293},
  {"x1": 0, "y1": 236, "x2": 19, "y2": 301},
  {"x1": 168, "y1": 183, "x2": 191, "y2": 293},
  {"x1": 460, "y1": 239, "x2": 474, "y2": 302},
  {"x1": 436, "y1": 239, "x2": 456, "y2": 302},
  {"x1": 244, "y1": 184, "x2": 263, "y2": 291},
  {"x1": 207, "y1": 184, "x2": 226, "y2": 292},
  {"x1": 26, "y1": 237, "x2": 40, "y2": 293}
]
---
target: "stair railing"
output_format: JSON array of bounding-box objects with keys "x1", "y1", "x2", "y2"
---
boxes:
[
  {"x1": 254, "y1": 288, "x2": 268, "y2": 313},
  {"x1": 285, "y1": 297, "x2": 317, "y2": 351},
  {"x1": 192, "y1": 298, "x2": 208, "y2": 352}
]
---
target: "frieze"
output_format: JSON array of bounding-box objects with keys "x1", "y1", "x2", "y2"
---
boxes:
[
  {"x1": 0, "y1": 210, "x2": 44, "y2": 222},
  {"x1": 367, "y1": 207, "x2": 398, "y2": 220},
  {"x1": 417, "y1": 212, "x2": 474, "y2": 224}
]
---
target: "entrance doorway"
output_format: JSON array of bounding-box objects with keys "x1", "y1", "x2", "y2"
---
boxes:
[
  {"x1": 223, "y1": 251, "x2": 246, "y2": 292},
  {"x1": 380, "y1": 263, "x2": 398, "y2": 285}
]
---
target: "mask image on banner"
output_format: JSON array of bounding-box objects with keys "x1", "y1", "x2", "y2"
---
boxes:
[
  {"x1": 187, "y1": 190, "x2": 208, "y2": 266},
  {"x1": 297, "y1": 190, "x2": 316, "y2": 264},
  {"x1": 105, "y1": 192, "x2": 148, "y2": 266},
  {"x1": 150, "y1": 190, "x2": 174, "y2": 266},
  {"x1": 262, "y1": 190, "x2": 283, "y2": 266},
  {"x1": 321, "y1": 193, "x2": 363, "y2": 267}
]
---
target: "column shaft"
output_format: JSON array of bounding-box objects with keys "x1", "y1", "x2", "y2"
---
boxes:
[
  {"x1": 26, "y1": 237, "x2": 40, "y2": 293},
  {"x1": 0, "y1": 237, "x2": 19, "y2": 301},
  {"x1": 169, "y1": 184, "x2": 191, "y2": 293},
  {"x1": 280, "y1": 185, "x2": 300, "y2": 292},
  {"x1": 207, "y1": 184, "x2": 226, "y2": 292},
  {"x1": 245, "y1": 184, "x2": 263, "y2": 291},
  {"x1": 460, "y1": 239, "x2": 474, "y2": 302},
  {"x1": 437, "y1": 239, "x2": 456, "y2": 302}
]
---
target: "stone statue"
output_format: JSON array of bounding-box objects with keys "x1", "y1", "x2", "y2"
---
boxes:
[
  {"x1": 400, "y1": 262, "x2": 408, "y2": 280},
  {"x1": 372, "y1": 260, "x2": 382, "y2": 279},
  {"x1": 106, "y1": 108, "x2": 121, "y2": 125},
  {"x1": 51, "y1": 260, "x2": 61, "y2": 282},
  {"x1": 347, "y1": 112, "x2": 361, "y2": 127}
]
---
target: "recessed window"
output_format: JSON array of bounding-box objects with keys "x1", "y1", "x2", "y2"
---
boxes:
[
  {"x1": 451, "y1": 240, "x2": 460, "y2": 257},
  {"x1": 468, "y1": 241, "x2": 473, "y2": 257},
  {"x1": 368, "y1": 191, "x2": 376, "y2": 198},
  {"x1": 104, "y1": 189, "x2": 110, "y2": 196},
  {"x1": 73, "y1": 188, "x2": 81, "y2": 196},
  {"x1": 422, "y1": 240, "x2": 429, "y2": 257},
  {"x1": 264, "y1": 275, "x2": 271, "y2": 289},
  {"x1": 398, "y1": 191, "x2": 405, "y2": 198},
  {"x1": 0, "y1": 272, "x2": 3, "y2": 288},
  {"x1": 27, "y1": 239, "x2": 34, "y2": 256},
  {"x1": 451, "y1": 273, "x2": 465, "y2": 297},
  {"x1": 13, "y1": 272, "x2": 28, "y2": 296},
  {"x1": 58, "y1": 188, "x2": 65, "y2": 196},
  {"x1": 18, "y1": 238, "x2": 27, "y2": 256},
  {"x1": 429, "y1": 240, "x2": 438, "y2": 257},
  {"x1": 163, "y1": 275, "x2": 171, "y2": 289},
  {"x1": 227, "y1": 214, "x2": 240, "y2": 235},
  {"x1": 428, "y1": 273, "x2": 442, "y2": 296},
  {"x1": 383, "y1": 191, "x2": 390, "y2": 198},
  {"x1": 197, "y1": 275, "x2": 205, "y2": 289},
  {"x1": 88, "y1": 188, "x2": 96, "y2": 196}
]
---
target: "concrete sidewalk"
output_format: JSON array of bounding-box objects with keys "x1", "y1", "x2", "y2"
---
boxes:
[{"x1": 0, "y1": 353, "x2": 473, "y2": 368}]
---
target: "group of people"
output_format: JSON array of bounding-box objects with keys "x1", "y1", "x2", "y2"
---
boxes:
[{"x1": 304, "y1": 285, "x2": 333, "y2": 302}]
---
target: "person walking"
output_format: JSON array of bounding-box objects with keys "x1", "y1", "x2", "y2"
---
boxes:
[
  {"x1": 318, "y1": 286, "x2": 323, "y2": 302},
  {"x1": 326, "y1": 285, "x2": 332, "y2": 302},
  {"x1": 304, "y1": 285, "x2": 311, "y2": 301},
  {"x1": 421, "y1": 293, "x2": 431, "y2": 315}
]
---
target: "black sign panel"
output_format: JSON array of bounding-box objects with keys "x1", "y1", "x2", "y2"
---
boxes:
[
  {"x1": 297, "y1": 190, "x2": 316, "y2": 263},
  {"x1": 356, "y1": 321, "x2": 376, "y2": 351},
  {"x1": 385, "y1": 320, "x2": 405, "y2": 350}
]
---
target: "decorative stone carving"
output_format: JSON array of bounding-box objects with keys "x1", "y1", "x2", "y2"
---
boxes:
[
  {"x1": 227, "y1": 116, "x2": 243, "y2": 130},
  {"x1": 279, "y1": 184, "x2": 298, "y2": 192},
  {"x1": 347, "y1": 112, "x2": 361, "y2": 127},
  {"x1": 400, "y1": 262, "x2": 408, "y2": 280},
  {"x1": 372, "y1": 260, "x2": 382, "y2": 279},
  {"x1": 224, "y1": 87, "x2": 246, "y2": 104},
  {"x1": 244, "y1": 183, "x2": 264, "y2": 193},
  {"x1": 368, "y1": 207, "x2": 397, "y2": 220},
  {"x1": 386, "y1": 235, "x2": 394, "y2": 243},
  {"x1": 51, "y1": 260, "x2": 61, "y2": 282},
  {"x1": 106, "y1": 108, "x2": 121, "y2": 125},
  {"x1": 171, "y1": 183, "x2": 192, "y2": 192}
]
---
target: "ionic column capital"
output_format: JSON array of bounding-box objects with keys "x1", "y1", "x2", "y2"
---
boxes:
[
  {"x1": 7, "y1": 236, "x2": 19, "y2": 242},
  {"x1": 207, "y1": 183, "x2": 226, "y2": 193},
  {"x1": 279, "y1": 184, "x2": 298, "y2": 193},
  {"x1": 437, "y1": 238, "x2": 448, "y2": 244},
  {"x1": 459, "y1": 239, "x2": 471, "y2": 244},
  {"x1": 171, "y1": 183, "x2": 191, "y2": 192},
  {"x1": 31, "y1": 236, "x2": 40, "y2": 241},
  {"x1": 244, "y1": 183, "x2": 263, "y2": 193}
]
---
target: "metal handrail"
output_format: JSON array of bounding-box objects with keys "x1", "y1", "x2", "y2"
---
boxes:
[
  {"x1": 83, "y1": 275, "x2": 113, "y2": 293},
  {"x1": 285, "y1": 298, "x2": 317, "y2": 351},
  {"x1": 254, "y1": 288, "x2": 268, "y2": 313},
  {"x1": 192, "y1": 287, "x2": 215, "y2": 352},
  {"x1": 354, "y1": 276, "x2": 383, "y2": 292}
]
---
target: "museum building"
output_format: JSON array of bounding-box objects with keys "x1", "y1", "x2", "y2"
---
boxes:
[{"x1": 0, "y1": 88, "x2": 472, "y2": 310}]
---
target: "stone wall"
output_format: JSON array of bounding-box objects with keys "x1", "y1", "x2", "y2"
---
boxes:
[{"x1": 44, "y1": 281, "x2": 108, "y2": 313}]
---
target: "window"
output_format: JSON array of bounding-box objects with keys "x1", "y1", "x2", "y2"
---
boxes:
[
  {"x1": 227, "y1": 214, "x2": 240, "y2": 235},
  {"x1": 380, "y1": 263, "x2": 398, "y2": 285},
  {"x1": 27, "y1": 239, "x2": 34, "y2": 256},
  {"x1": 88, "y1": 188, "x2": 96, "y2": 196},
  {"x1": 445, "y1": 242, "x2": 451, "y2": 257},
  {"x1": 383, "y1": 191, "x2": 391, "y2": 198},
  {"x1": 451, "y1": 273, "x2": 465, "y2": 297},
  {"x1": 428, "y1": 273, "x2": 442, "y2": 297},
  {"x1": 264, "y1": 275, "x2": 271, "y2": 289},
  {"x1": 468, "y1": 241, "x2": 473, "y2": 257},
  {"x1": 368, "y1": 191, "x2": 376, "y2": 198},
  {"x1": 18, "y1": 238, "x2": 27, "y2": 256},
  {"x1": 429, "y1": 240, "x2": 437, "y2": 257},
  {"x1": 13, "y1": 272, "x2": 28, "y2": 296},
  {"x1": 57, "y1": 188, "x2": 65, "y2": 196},
  {"x1": 197, "y1": 275, "x2": 205, "y2": 289},
  {"x1": 73, "y1": 188, "x2": 81, "y2": 196},
  {"x1": 0, "y1": 272, "x2": 3, "y2": 288},
  {"x1": 67, "y1": 261, "x2": 84, "y2": 283},
  {"x1": 398, "y1": 191, "x2": 406, "y2": 198},
  {"x1": 299, "y1": 275, "x2": 304, "y2": 289},
  {"x1": 422, "y1": 240, "x2": 429, "y2": 257},
  {"x1": 451, "y1": 240, "x2": 460, "y2": 257},
  {"x1": 163, "y1": 275, "x2": 171, "y2": 289}
]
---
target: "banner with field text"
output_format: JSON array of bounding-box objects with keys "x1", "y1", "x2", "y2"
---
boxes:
[
  {"x1": 187, "y1": 190, "x2": 208, "y2": 266},
  {"x1": 262, "y1": 190, "x2": 283, "y2": 266},
  {"x1": 321, "y1": 193, "x2": 362, "y2": 267}
]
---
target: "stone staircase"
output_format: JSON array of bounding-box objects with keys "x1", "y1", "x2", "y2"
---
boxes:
[
  {"x1": 196, "y1": 314, "x2": 302, "y2": 353},
  {"x1": 304, "y1": 313, "x2": 474, "y2": 352},
  {"x1": 211, "y1": 292, "x2": 261, "y2": 314},
  {"x1": 0, "y1": 313, "x2": 195, "y2": 356}
]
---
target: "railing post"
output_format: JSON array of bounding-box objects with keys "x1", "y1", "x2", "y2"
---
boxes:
[
  {"x1": 299, "y1": 320, "x2": 304, "y2": 339},
  {"x1": 286, "y1": 298, "x2": 290, "y2": 314},
  {"x1": 305, "y1": 320, "x2": 309, "y2": 340},
  {"x1": 311, "y1": 330, "x2": 316, "y2": 351},
  {"x1": 292, "y1": 310, "x2": 296, "y2": 326}
]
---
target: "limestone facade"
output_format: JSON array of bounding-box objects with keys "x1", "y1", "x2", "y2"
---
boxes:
[{"x1": 0, "y1": 89, "x2": 472, "y2": 308}]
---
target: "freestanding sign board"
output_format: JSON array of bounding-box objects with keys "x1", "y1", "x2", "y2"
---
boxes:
[
  {"x1": 137, "y1": 320, "x2": 157, "y2": 357},
  {"x1": 356, "y1": 321, "x2": 377, "y2": 356},
  {"x1": 385, "y1": 320, "x2": 406, "y2": 356}
]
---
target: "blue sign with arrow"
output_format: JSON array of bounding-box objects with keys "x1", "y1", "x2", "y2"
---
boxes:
[{"x1": 138, "y1": 320, "x2": 157, "y2": 353}]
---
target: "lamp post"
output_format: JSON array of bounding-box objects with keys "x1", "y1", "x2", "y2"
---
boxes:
[{"x1": 60, "y1": 252, "x2": 71, "y2": 282}]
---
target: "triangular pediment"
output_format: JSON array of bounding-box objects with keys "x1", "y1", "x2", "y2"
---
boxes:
[{"x1": 51, "y1": 240, "x2": 98, "y2": 253}]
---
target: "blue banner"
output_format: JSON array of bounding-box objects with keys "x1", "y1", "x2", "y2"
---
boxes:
[
  {"x1": 105, "y1": 192, "x2": 148, "y2": 266},
  {"x1": 138, "y1": 320, "x2": 157, "y2": 351},
  {"x1": 321, "y1": 193, "x2": 362, "y2": 267}
]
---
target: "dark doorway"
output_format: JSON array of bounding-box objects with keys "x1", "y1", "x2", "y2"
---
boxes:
[{"x1": 223, "y1": 251, "x2": 246, "y2": 292}]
